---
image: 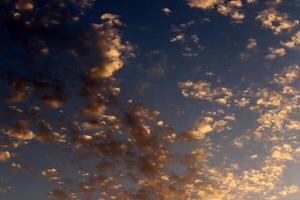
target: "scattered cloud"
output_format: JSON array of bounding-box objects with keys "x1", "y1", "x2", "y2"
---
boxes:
[
  {"x1": 187, "y1": 0, "x2": 245, "y2": 22},
  {"x1": 170, "y1": 34, "x2": 185, "y2": 43},
  {"x1": 256, "y1": 8, "x2": 299, "y2": 35},
  {"x1": 240, "y1": 38, "x2": 258, "y2": 59},
  {"x1": 88, "y1": 14, "x2": 134, "y2": 78},
  {"x1": 281, "y1": 31, "x2": 300, "y2": 49},
  {"x1": 187, "y1": 0, "x2": 222, "y2": 9},
  {"x1": 1, "y1": 1, "x2": 300, "y2": 200},
  {"x1": 179, "y1": 80, "x2": 233, "y2": 106},
  {"x1": 170, "y1": 21, "x2": 205, "y2": 56},
  {"x1": 162, "y1": 8, "x2": 172, "y2": 15},
  {"x1": 0, "y1": 151, "x2": 11, "y2": 162},
  {"x1": 266, "y1": 47, "x2": 286, "y2": 59}
]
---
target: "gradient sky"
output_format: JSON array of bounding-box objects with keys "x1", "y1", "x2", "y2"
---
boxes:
[{"x1": 0, "y1": 0, "x2": 300, "y2": 200}]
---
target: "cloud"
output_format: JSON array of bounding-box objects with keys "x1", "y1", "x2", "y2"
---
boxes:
[
  {"x1": 265, "y1": 47, "x2": 286, "y2": 59},
  {"x1": 185, "y1": 117, "x2": 214, "y2": 140},
  {"x1": 187, "y1": 0, "x2": 245, "y2": 22},
  {"x1": 281, "y1": 31, "x2": 300, "y2": 49},
  {"x1": 186, "y1": 0, "x2": 221, "y2": 9},
  {"x1": 40, "y1": 95, "x2": 64, "y2": 109},
  {"x1": 272, "y1": 65, "x2": 300, "y2": 86},
  {"x1": 48, "y1": 189, "x2": 75, "y2": 200},
  {"x1": 256, "y1": 8, "x2": 299, "y2": 35},
  {"x1": 170, "y1": 34, "x2": 185, "y2": 43},
  {"x1": 6, "y1": 129, "x2": 34, "y2": 141},
  {"x1": 246, "y1": 38, "x2": 258, "y2": 49},
  {"x1": 179, "y1": 80, "x2": 233, "y2": 106},
  {"x1": 266, "y1": 32, "x2": 300, "y2": 60},
  {"x1": 88, "y1": 14, "x2": 133, "y2": 78},
  {"x1": 15, "y1": 0, "x2": 34, "y2": 11},
  {"x1": 271, "y1": 144, "x2": 293, "y2": 161},
  {"x1": 162, "y1": 8, "x2": 172, "y2": 16},
  {"x1": 6, "y1": 80, "x2": 30, "y2": 103},
  {"x1": 0, "y1": 186, "x2": 11, "y2": 194},
  {"x1": 279, "y1": 185, "x2": 299, "y2": 196},
  {"x1": 217, "y1": 0, "x2": 245, "y2": 22},
  {"x1": 0, "y1": 151, "x2": 11, "y2": 162},
  {"x1": 42, "y1": 168, "x2": 64, "y2": 185},
  {"x1": 240, "y1": 38, "x2": 258, "y2": 59},
  {"x1": 246, "y1": 0, "x2": 257, "y2": 3},
  {"x1": 170, "y1": 22, "x2": 205, "y2": 56}
]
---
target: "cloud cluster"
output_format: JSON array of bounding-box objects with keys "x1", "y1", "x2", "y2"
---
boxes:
[
  {"x1": 256, "y1": 8, "x2": 299, "y2": 35},
  {"x1": 170, "y1": 20, "x2": 205, "y2": 57},
  {"x1": 178, "y1": 64, "x2": 300, "y2": 199},
  {"x1": 266, "y1": 31, "x2": 300, "y2": 59},
  {"x1": 187, "y1": 0, "x2": 222, "y2": 9},
  {"x1": 281, "y1": 31, "x2": 300, "y2": 49},
  {"x1": 187, "y1": 0, "x2": 245, "y2": 22},
  {"x1": 266, "y1": 47, "x2": 286, "y2": 59},
  {"x1": 179, "y1": 80, "x2": 234, "y2": 106}
]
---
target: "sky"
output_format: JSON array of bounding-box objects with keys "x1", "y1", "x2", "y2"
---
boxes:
[{"x1": 0, "y1": 0, "x2": 300, "y2": 200}]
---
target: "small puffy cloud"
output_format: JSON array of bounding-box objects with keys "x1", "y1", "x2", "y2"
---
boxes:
[
  {"x1": 15, "y1": 0, "x2": 34, "y2": 11},
  {"x1": 266, "y1": 47, "x2": 286, "y2": 59},
  {"x1": 233, "y1": 135, "x2": 250, "y2": 148},
  {"x1": 281, "y1": 31, "x2": 300, "y2": 49},
  {"x1": 6, "y1": 129, "x2": 34, "y2": 141},
  {"x1": 187, "y1": 0, "x2": 245, "y2": 22},
  {"x1": 82, "y1": 101, "x2": 106, "y2": 116},
  {"x1": 0, "y1": 186, "x2": 11, "y2": 194},
  {"x1": 179, "y1": 80, "x2": 233, "y2": 105},
  {"x1": 267, "y1": 0, "x2": 284, "y2": 6},
  {"x1": 170, "y1": 22, "x2": 204, "y2": 56},
  {"x1": 0, "y1": 151, "x2": 11, "y2": 162},
  {"x1": 286, "y1": 120, "x2": 300, "y2": 130},
  {"x1": 246, "y1": 0, "x2": 257, "y2": 4},
  {"x1": 271, "y1": 144, "x2": 293, "y2": 161},
  {"x1": 40, "y1": 95, "x2": 64, "y2": 109},
  {"x1": 170, "y1": 34, "x2": 185, "y2": 43},
  {"x1": 279, "y1": 185, "x2": 299, "y2": 196},
  {"x1": 256, "y1": 9, "x2": 299, "y2": 35},
  {"x1": 187, "y1": 117, "x2": 214, "y2": 140},
  {"x1": 240, "y1": 38, "x2": 258, "y2": 59},
  {"x1": 246, "y1": 38, "x2": 257, "y2": 49},
  {"x1": 272, "y1": 65, "x2": 300, "y2": 86},
  {"x1": 88, "y1": 14, "x2": 133, "y2": 79},
  {"x1": 187, "y1": 0, "x2": 221, "y2": 9},
  {"x1": 6, "y1": 80, "x2": 30, "y2": 103},
  {"x1": 42, "y1": 169, "x2": 58, "y2": 177},
  {"x1": 48, "y1": 189, "x2": 73, "y2": 200},
  {"x1": 255, "y1": 89, "x2": 283, "y2": 107},
  {"x1": 81, "y1": 119, "x2": 103, "y2": 130},
  {"x1": 100, "y1": 13, "x2": 123, "y2": 26},
  {"x1": 42, "y1": 169, "x2": 64, "y2": 185},
  {"x1": 266, "y1": 32, "x2": 300, "y2": 61},
  {"x1": 162, "y1": 8, "x2": 172, "y2": 16},
  {"x1": 11, "y1": 163, "x2": 22, "y2": 171},
  {"x1": 217, "y1": 0, "x2": 245, "y2": 22},
  {"x1": 184, "y1": 111, "x2": 235, "y2": 141},
  {"x1": 234, "y1": 97, "x2": 250, "y2": 107}
]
